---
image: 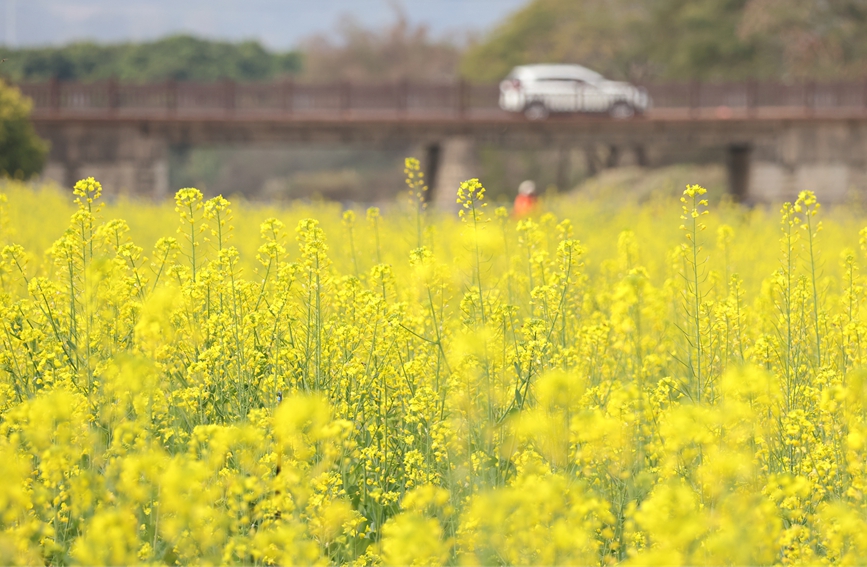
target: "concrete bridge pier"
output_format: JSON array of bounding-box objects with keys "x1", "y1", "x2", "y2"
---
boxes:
[
  {"x1": 40, "y1": 122, "x2": 170, "y2": 199},
  {"x1": 727, "y1": 144, "x2": 751, "y2": 202},
  {"x1": 430, "y1": 136, "x2": 478, "y2": 210},
  {"x1": 584, "y1": 143, "x2": 648, "y2": 175},
  {"x1": 747, "y1": 122, "x2": 867, "y2": 204},
  {"x1": 31, "y1": 113, "x2": 867, "y2": 207}
]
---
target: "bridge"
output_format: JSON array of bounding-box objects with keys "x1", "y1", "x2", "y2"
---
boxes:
[{"x1": 18, "y1": 79, "x2": 867, "y2": 204}]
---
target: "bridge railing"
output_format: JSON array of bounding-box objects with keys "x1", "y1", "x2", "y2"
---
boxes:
[
  {"x1": 646, "y1": 80, "x2": 867, "y2": 118},
  {"x1": 16, "y1": 79, "x2": 867, "y2": 119}
]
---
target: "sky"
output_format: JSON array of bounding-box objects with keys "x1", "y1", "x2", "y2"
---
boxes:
[{"x1": 1, "y1": 0, "x2": 528, "y2": 49}]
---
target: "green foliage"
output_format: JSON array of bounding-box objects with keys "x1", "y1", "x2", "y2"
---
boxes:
[
  {"x1": 461, "y1": 0, "x2": 648, "y2": 83},
  {"x1": 461, "y1": 0, "x2": 867, "y2": 82},
  {"x1": 0, "y1": 35, "x2": 302, "y2": 83},
  {"x1": 0, "y1": 80, "x2": 47, "y2": 178},
  {"x1": 737, "y1": 0, "x2": 867, "y2": 79},
  {"x1": 644, "y1": 0, "x2": 777, "y2": 80},
  {"x1": 299, "y1": 14, "x2": 461, "y2": 82}
]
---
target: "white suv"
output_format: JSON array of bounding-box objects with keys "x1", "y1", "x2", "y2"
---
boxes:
[{"x1": 499, "y1": 64, "x2": 650, "y2": 120}]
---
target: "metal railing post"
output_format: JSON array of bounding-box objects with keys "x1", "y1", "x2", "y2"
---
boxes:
[
  {"x1": 689, "y1": 80, "x2": 700, "y2": 119},
  {"x1": 282, "y1": 78, "x2": 294, "y2": 115},
  {"x1": 398, "y1": 78, "x2": 409, "y2": 118},
  {"x1": 340, "y1": 81, "x2": 351, "y2": 116},
  {"x1": 456, "y1": 79, "x2": 467, "y2": 118},
  {"x1": 107, "y1": 76, "x2": 119, "y2": 113},
  {"x1": 49, "y1": 76, "x2": 61, "y2": 114},
  {"x1": 166, "y1": 79, "x2": 177, "y2": 115},
  {"x1": 863, "y1": 78, "x2": 867, "y2": 116},
  {"x1": 804, "y1": 81, "x2": 815, "y2": 116},
  {"x1": 746, "y1": 79, "x2": 757, "y2": 118},
  {"x1": 224, "y1": 78, "x2": 236, "y2": 113}
]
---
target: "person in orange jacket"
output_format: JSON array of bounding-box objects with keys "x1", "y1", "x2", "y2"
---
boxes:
[{"x1": 513, "y1": 179, "x2": 538, "y2": 218}]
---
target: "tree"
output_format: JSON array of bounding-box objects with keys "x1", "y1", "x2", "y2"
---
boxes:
[
  {"x1": 643, "y1": 0, "x2": 776, "y2": 80},
  {"x1": 299, "y1": 12, "x2": 462, "y2": 82},
  {"x1": 460, "y1": 0, "x2": 649, "y2": 83},
  {"x1": 0, "y1": 79, "x2": 48, "y2": 179},
  {"x1": 0, "y1": 36, "x2": 302, "y2": 83},
  {"x1": 460, "y1": 0, "x2": 867, "y2": 82},
  {"x1": 115, "y1": 36, "x2": 300, "y2": 82},
  {"x1": 738, "y1": 0, "x2": 867, "y2": 79}
]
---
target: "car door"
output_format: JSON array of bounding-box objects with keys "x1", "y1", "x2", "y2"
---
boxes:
[
  {"x1": 574, "y1": 79, "x2": 608, "y2": 112},
  {"x1": 534, "y1": 78, "x2": 578, "y2": 112}
]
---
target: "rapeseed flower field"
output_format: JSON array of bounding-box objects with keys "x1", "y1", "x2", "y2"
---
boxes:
[{"x1": 1, "y1": 160, "x2": 867, "y2": 565}]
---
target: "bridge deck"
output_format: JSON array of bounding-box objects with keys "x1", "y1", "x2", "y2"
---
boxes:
[
  {"x1": 17, "y1": 79, "x2": 867, "y2": 123},
  {"x1": 28, "y1": 107, "x2": 867, "y2": 123},
  {"x1": 24, "y1": 79, "x2": 867, "y2": 203}
]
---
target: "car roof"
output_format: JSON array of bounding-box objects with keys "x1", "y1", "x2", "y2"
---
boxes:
[{"x1": 508, "y1": 64, "x2": 604, "y2": 82}]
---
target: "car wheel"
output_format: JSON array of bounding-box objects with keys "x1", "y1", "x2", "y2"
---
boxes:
[
  {"x1": 524, "y1": 102, "x2": 549, "y2": 121},
  {"x1": 609, "y1": 102, "x2": 635, "y2": 120}
]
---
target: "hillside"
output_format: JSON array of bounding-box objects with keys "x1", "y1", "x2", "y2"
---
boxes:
[{"x1": 461, "y1": 0, "x2": 867, "y2": 82}]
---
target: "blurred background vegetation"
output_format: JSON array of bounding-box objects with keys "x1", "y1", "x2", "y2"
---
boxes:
[
  {"x1": 461, "y1": 0, "x2": 867, "y2": 82},
  {"x1": 3, "y1": 0, "x2": 866, "y2": 85},
  {"x1": 0, "y1": 79, "x2": 47, "y2": 179},
  {"x1": 0, "y1": 35, "x2": 302, "y2": 83}
]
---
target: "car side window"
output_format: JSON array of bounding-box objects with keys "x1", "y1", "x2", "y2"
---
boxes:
[
  {"x1": 537, "y1": 78, "x2": 585, "y2": 87},
  {"x1": 577, "y1": 79, "x2": 603, "y2": 90}
]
